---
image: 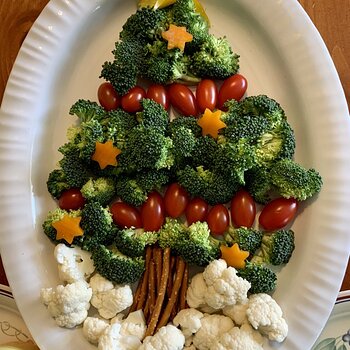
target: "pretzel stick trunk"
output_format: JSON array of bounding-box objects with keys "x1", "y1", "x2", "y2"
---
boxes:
[
  {"x1": 156, "y1": 257, "x2": 186, "y2": 330},
  {"x1": 148, "y1": 260, "x2": 156, "y2": 319},
  {"x1": 136, "y1": 246, "x2": 152, "y2": 311},
  {"x1": 144, "y1": 247, "x2": 171, "y2": 338},
  {"x1": 154, "y1": 247, "x2": 163, "y2": 294}
]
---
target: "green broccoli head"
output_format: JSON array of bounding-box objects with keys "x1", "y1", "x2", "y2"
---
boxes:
[
  {"x1": 46, "y1": 169, "x2": 70, "y2": 199},
  {"x1": 80, "y1": 202, "x2": 117, "y2": 251},
  {"x1": 244, "y1": 167, "x2": 272, "y2": 204},
  {"x1": 191, "y1": 35, "x2": 239, "y2": 79},
  {"x1": 115, "y1": 228, "x2": 158, "y2": 257},
  {"x1": 91, "y1": 244, "x2": 145, "y2": 284},
  {"x1": 170, "y1": 126, "x2": 197, "y2": 160},
  {"x1": 237, "y1": 262, "x2": 277, "y2": 294},
  {"x1": 191, "y1": 136, "x2": 219, "y2": 168},
  {"x1": 270, "y1": 159, "x2": 323, "y2": 201},
  {"x1": 168, "y1": 116, "x2": 202, "y2": 138},
  {"x1": 158, "y1": 217, "x2": 187, "y2": 252},
  {"x1": 80, "y1": 177, "x2": 116, "y2": 206},
  {"x1": 69, "y1": 99, "x2": 107, "y2": 122}
]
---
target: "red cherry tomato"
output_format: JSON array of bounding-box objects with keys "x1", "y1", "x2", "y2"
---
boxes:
[
  {"x1": 196, "y1": 79, "x2": 218, "y2": 113},
  {"x1": 164, "y1": 183, "x2": 189, "y2": 218},
  {"x1": 207, "y1": 204, "x2": 230, "y2": 236},
  {"x1": 141, "y1": 191, "x2": 165, "y2": 231},
  {"x1": 168, "y1": 83, "x2": 198, "y2": 116},
  {"x1": 121, "y1": 86, "x2": 146, "y2": 113},
  {"x1": 97, "y1": 82, "x2": 120, "y2": 111},
  {"x1": 185, "y1": 197, "x2": 209, "y2": 225},
  {"x1": 146, "y1": 84, "x2": 169, "y2": 110},
  {"x1": 218, "y1": 74, "x2": 248, "y2": 109},
  {"x1": 259, "y1": 197, "x2": 298, "y2": 230},
  {"x1": 230, "y1": 189, "x2": 256, "y2": 228},
  {"x1": 58, "y1": 188, "x2": 85, "y2": 210},
  {"x1": 110, "y1": 202, "x2": 142, "y2": 228}
]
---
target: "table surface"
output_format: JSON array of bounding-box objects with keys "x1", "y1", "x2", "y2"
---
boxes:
[{"x1": 0, "y1": 0, "x2": 349, "y2": 289}]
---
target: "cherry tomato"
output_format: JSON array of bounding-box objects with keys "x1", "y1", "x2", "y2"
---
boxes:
[
  {"x1": 218, "y1": 74, "x2": 248, "y2": 109},
  {"x1": 146, "y1": 84, "x2": 169, "y2": 110},
  {"x1": 164, "y1": 183, "x2": 189, "y2": 218},
  {"x1": 196, "y1": 79, "x2": 218, "y2": 113},
  {"x1": 110, "y1": 202, "x2": 142, "y2": 228},
  {"x1": 121, "y1": 86, "x2": 146, "y2": 113},
  {"x1": 141, "y1": 191, "x2": 165, "y2": 232},
  {"x1": 185, "y1": 197, "x2": 209, "y2": 225},
  {"x1": 58, "y1": 188, "x2": 85, "y2": 210},
  {"x1": 207, "y1": 204, "x2": 229, "y2": 236},
  {"x1": 259, "y1": 197, "x2": 298, "y2": 230},
  {"x1": 97, "y1": 82, "x2": 120, "y2": 111},
  {"x1": 230, "y1": 189, "x2": 256, "y2": 228},
  {"x1": 168, "y1": 83, "x2": 198, "y2": 116}
]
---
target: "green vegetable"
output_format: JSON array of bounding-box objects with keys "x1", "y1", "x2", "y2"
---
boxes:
[
  {"x1": 69, "y1": 99, "x2": 106, "y2": 122},
  {"x1": 46, "y1": 169, "x2": 70, "y2": 199},
  {"x1": 81, "y1": 177, "x2": 116, "y2": 206}
]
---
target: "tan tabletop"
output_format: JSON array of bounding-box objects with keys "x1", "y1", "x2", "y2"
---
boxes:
[{"x1": 0, "y1": 1, "x2": 349, "y2": 290}]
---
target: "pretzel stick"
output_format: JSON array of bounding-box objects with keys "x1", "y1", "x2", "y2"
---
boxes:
[
  {"x1": 156, "y1": 257, "x2": 186, "y2": 330},
  {"x1": 179, "y1": 262, "x2": 189, "y2": 311},
  {"x1": 167, "y1": 255, "x2": 176, "y2": 298},
  {"x1": 145, "y1": 247, "x2": 171, "y2": 337},
  {"x1": 136, "y1": 246, "x2": 152, "y2": 310},
  {"x1": 128, "y1": 277, "x2": 142, "y2": 313},
  {"x1": 148, "y1": 260, "x2": 156, "y2": 318},
  {"x1": 154, "y1": 248, "x2": 163, "y2": 293}
]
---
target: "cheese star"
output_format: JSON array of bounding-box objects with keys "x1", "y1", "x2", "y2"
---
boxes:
[
  {"x1": 220, "y1": 243, "x2": 250, "y2": 269},
  {"x1": 52, "y1": 215, "x2": 84, "y2": 245},
  {"x1": 91, "y1": 140, "x2": 122, "y2": 170},
  {"x1": 197, "y1": 108, "x2": 227, "y2": 139},
  {"x1": 161, "y1": 24, "x2": 193, "y2": 51}
]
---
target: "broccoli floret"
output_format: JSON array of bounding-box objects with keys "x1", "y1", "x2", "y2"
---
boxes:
[
  {"x1": 270, "y1": 159, "x2": 323, "y2": 201},
  {"x1": 80, "y1": 177, "x2": 116, "y2": 206},
  {"x1": 69, "y1": 99, "x2": 106, "y2": 122},
  {"x1": 237, "y1": 262, "x2": 277, "y2": 294},
  {"x1": 244, "y1": 167, "x2": 272, "y2": 204},
  {"x1": 136, "y1": 98, "x2": 169, "y2": 134},
  {"x1": 170, "y1": 126, "x2": 197, "y2": 161},
  {"x1": 80, "y1": 202, "x2": 117, "y2": 251},
  {"x1": 191, "y1": 35, "x2": 240, "y2": 79},
  {"x1": 115, "y1": 228, "x2": 158, "y2": 257},
  {"x1": 191, "y1": 136, "x2": 219, "y2": 168},
  {"x1": 252, "y1": 230, "x2": 295, "y2": 266},
  {"x1": 118, "y1": 126, "x2": 174, "y2": 172},
  {"x1": 168, "y1": 116, "x2": 202, "y2": 138},
  {"x1": 46, "y1": 169, "x2": 70, "y2": 199},
  {"x1": 42, "y1": 208, "x2": 83, "y2": 245},
  {"x1": 158, "y1": 217, "x2": 187, "y2": 252},
  {"x1": 224, "y1": 227, "x2": 263, "y2": 256},
  {"x1": 91, "y1": 244, "x2": 145, "y2": 284}
]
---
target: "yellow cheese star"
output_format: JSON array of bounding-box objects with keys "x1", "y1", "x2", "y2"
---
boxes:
[
  {"x1": 91, "y1": 140, "x2": 122, "y2": 170},
  {"x1": 52, "y1": 215, "x2": 84, "y2": 245},
  {"x1": 197, "y1": 108, "x2": 227, "y2": 139},
  {"x1": 220, "y1": 243, "x2": 250, "y2": 269},
  {"x1": 161, "y1": 24, "x2": 193, "y2": 51}
]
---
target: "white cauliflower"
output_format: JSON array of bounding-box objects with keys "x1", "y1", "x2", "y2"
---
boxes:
[
  {"x1": 83, "y1": 317, "x2": 109, "y2": 344},
  {"x1": 192, "y1": 314, "x2": 234, "y2": 350},
  {"x1": 139, "y1": 325, "x2": 185, "y2": 350},
  {"x1": 173, "y1": 308, "x2": 204, "y2": 339},
  {"x1": 120, "y1": 310, "x2": 147, "y2": 341},
  {"x1": 223, "y1": 302, "x2": 249, "y2": 325},
  {"x1": 90, "y1": 273, "x2": 133, "y2": 319},
  {"x1": 40, "y1": 280, "x2": 92, "y2": 328},
  {"x1": 210, "y1": 324, "x2": 264, "y2": 350},
  {"x1": 54, "y1": 244, "x2": 95, "y2": 283},
  {"x1": 202, "y1": 259, "x2": 227, "y2": 286},
  {"x1": 186, "y1": 273, "x2": 208, "y2": 309},
  {"x1": 246, "y1": 293, "x2": 288, "y2": 342}
]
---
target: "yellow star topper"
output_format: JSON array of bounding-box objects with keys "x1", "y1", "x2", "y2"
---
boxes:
[
  {"x1": 161, "y1": 24, "x2": 193, "y2": 51},
  {"x1": 220, "y1": 243, "x2": 250, "y2": 269},
  {"x1": 91, "y1": 140, "x2": 122, "y2": 170},
  {"x1": 52, "y1": 215, "x2": 84, "y2": 245},
  {"x1": 197, "y1": 108, "x2": 227, "y2": 139}
]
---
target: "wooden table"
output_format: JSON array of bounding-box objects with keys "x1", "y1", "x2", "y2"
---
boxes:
[{"x1": 0, "y1": 1, "x2": 349, "y2": 289}]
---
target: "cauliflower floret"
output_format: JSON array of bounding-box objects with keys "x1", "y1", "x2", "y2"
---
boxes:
[
  {"x1": 90, "y1": 274, "x2": 133, "y2": 319},
  {"x1": 40, "y1": 280, "x2": 92, "y2": 328},
  {"x1": 83, "y1": 317, "x2": 109, "y2": 344},
  {"x1": 210, "y1": 324, "x2": 264, "y2": 350},
  {"x1": 120, "y1": 310, "x2": 147, "y2": 341},
  {"x1": 246, "y1": 293, "x2": 288, "y2": 342},
  {"x1": 205, "y1": 267, "x2": 250, "y2": 309},
  {"x1": 139, "y1": 325, "x2": 185, "y2": 350},
  {"x1": 223, "y1": 302, "x2": 249, "y2": 325},
  {"x1": 186, "y1": 273, "x2": 208, "y2": 309},
  {"x1": 54, "y1": 244, "x2": 95, "y2": 283},
  {"x1": 173, "y1": 308, "x2": 204, "y2": 339},
  {"x1": 202, "y1": 259, "x2": 227, "y2": 286},
  {"x1": 192, "y1": 314, "x2": 234, "y2": 350}
]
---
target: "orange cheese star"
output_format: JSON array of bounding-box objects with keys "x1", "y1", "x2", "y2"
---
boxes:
[
  {"x1": 52, "y1": 215, "x2": 84, "y2": 244},
  {"x1": 220, "y1": 243, "x2": 250, "y2": 269},
  {"x1": 161, "y1": 24, "x2": 193, "y2": 51},
  {"x1": 197, "y1": 108, "x2": 227, "y2": 139},
  {"x1": 91, "y1": 140, "x2": 122, "y2": 170}
]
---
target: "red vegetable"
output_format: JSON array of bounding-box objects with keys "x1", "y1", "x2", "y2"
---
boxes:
[
  {"x1": 146, "y1": 84, "x2": 169, "y2": 110},
  {"x1": 141, "y1": 191, "x2": 165, "y2": 232},
  {"x1": 230, "y1": 189, "x2": 256, "y2": 228},
  {"x1": 98, "y1": 82, "x2": 120, "y2": 111},
  {"x1": 218, "y1": 74, "x2": 247, "y2": 109},
  {"x1": 168, "y1": 83, "x2": 198, "y2": 116},
  {"x1": 185, "y1": 197, "x2": 208, "y2": 225},
  {"x1": 164, "y1": 183, "x2": 189, "y2": 218},
  {"x1": 207, "y1": 204, "x2": 229, "y2": 235},
  {"x1": 58, "y1": 188, "x2": 85, "y2": 210},
  {"x1": 110, "y1": 202, "x2": 142, "y2": 228},
  {"x1": 121, "y1": 86, "x2": 146, "y2": 113},
  {"x1": 196, "y1": 79, "x2": 218, "y2": 113}
]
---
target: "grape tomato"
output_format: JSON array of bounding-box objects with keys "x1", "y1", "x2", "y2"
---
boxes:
[
  {"x1": 196, "y1": 79, "x2": 218, "y2": 113},
  {"x1": 121, "y1": 86, "x2": 146, "y2": 113},
  {"x1": 164, "y1": 183, "x2": 189, "y2": 218},
  {"x1": 207, "y1": 204, "x2": 229, "y2": 235},
  {"x1": 110, "y1": 202, "x2": 142, "y2": 228},
  {"x1": 141, "y1": 191, "x2": 165, "y2": 231},
  {"x1": 218, "y1": 74, "x2": 247, "y2": 109},
  {"x1": 230, "y1": 189, "x2": 256, "y2": 228},
  {"x1": 146, "y1": 84, "x2": 169, "y2": 110},
  {"x1": 98, "y1": 82, "x2": 120, "y2": 111},
  {"x1": 168, "y1": 83, "x2": 198, "y2": 116},
  {"x1": 185, "y1": 197, "x2": 209, "y2": 225},
  {"x1": 58, "y1": 188, "x2": 85, "y2": 210}
]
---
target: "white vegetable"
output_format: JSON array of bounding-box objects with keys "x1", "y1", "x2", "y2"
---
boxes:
[
  {"x1": 186, "y1": 273, "x2": 208, "y2": 309},
  {"x1": 40, "y1": 280, "x2": 92, "y2": 328},
  {"x1": 173, "y1": 308, "x2": 204, "y2": 339},
  {"x1": 54, "y1": 244, "x2": 95, "y2": 283},
  {"x1": 202, "y1": 259, "x2": 227, "y2": 286},
  {"x1": 223, "y1": 303, "x2": 249, "y2": 326},
  {"x1": 246, "y1": 293, "x2": 288, "y2": 343},
  {"x1": 139, "y1": 325, "x2": 185, "y2": 350},
  {"x1": 192, "y1": 314, "x2": 234, "y2": 350},
  {"x1": 90, "y1": 273, "x2": 133, "y2": 319},
  {"x1": 120, "y1": 310, "x2": 147, "y2": 341},
  {"x1": 83, "y1": 317, "x2": 109, "y2": 344}
]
